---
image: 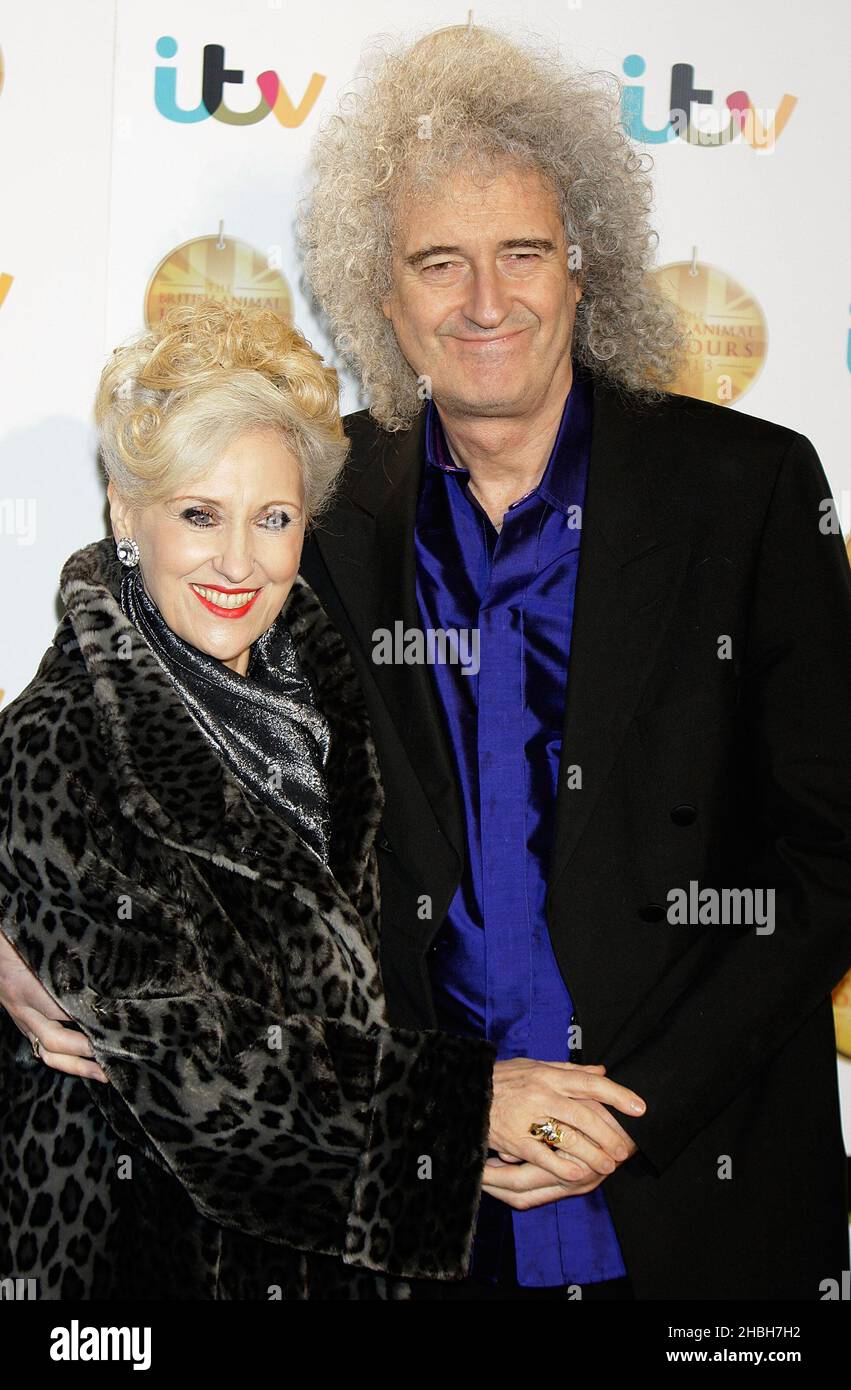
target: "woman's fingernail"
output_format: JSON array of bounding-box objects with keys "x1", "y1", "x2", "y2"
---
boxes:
[{"x1": 631, "y1": 1100, "x2": 645, "y2": 1112}]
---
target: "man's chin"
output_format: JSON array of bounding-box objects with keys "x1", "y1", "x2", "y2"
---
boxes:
[{"x1": 431, "y1": 380, "x2": 531, "y2": 418}]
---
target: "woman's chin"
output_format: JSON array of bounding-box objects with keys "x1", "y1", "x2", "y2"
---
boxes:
[{"x1": 169, "y1": 620, "x2": 253, "y2": 667}]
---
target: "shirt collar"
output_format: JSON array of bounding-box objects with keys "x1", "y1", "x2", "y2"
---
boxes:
[{"x1": 423, "y1": 358, "x2": 592, "y2": 517}]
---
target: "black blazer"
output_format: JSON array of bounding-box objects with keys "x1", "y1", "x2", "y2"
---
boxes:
[{"x1": 299, "y1": 373, "x2": 851, "y2": 1299}]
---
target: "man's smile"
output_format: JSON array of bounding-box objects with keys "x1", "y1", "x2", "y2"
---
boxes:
[{"x1": 448, "y1": 327, "x2": 530, "y2": 350}]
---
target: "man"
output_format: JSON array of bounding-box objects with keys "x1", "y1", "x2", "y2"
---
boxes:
[
  {"x1": 294, "y1": 25, "x2": 851, "y2": 1298},
  {"x1": 3, "y1": 24, "x2": 849, "y2": 1299}
]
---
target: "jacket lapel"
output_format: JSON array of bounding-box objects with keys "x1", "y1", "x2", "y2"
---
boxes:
[
  {"x1": 545, "y1": 380, "x2": 692, "y2": 905},
  {"x1": 311, "y1": 412, "x2": 467, "y2": 862},
  {"x1": 314, "y1": 377, "x2": 692, "y2": 898}
]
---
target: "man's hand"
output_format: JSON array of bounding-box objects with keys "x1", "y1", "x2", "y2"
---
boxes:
[
  {"x1": 481, "y1": 1152, "x2": 609, "y2": 1208},
  {"x1": 0, "y1": 931, "x2": 108, "y2": 1083},
  {"x1": 482, "y1": 1057, "x2": 644, "y2": 1205}
]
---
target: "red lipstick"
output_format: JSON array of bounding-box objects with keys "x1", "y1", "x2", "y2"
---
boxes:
[{"x1": 189, "y1": 583, "x2": 263, "y2": 619}]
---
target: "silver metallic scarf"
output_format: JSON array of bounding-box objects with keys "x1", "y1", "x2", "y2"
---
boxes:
[{"x1": 119, "y1": 565, "x2": 332, "y2": 865}]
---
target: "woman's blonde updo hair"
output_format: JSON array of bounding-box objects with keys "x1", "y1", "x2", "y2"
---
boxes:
[{"x1": 95, "y1": 299, "x2": 350, "y2": 525}]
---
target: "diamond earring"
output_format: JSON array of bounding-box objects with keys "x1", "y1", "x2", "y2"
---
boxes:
[{"x1": 116, "y1": 536, "x2": 140, "y2": 567}]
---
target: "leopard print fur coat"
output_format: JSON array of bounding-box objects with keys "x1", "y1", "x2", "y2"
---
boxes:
[{"x1": 0, "y1": 536, "x2": 496, "y2": 1300}]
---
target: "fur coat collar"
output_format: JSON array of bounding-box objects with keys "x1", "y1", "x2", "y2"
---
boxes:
[{"x1": 57, "y1": 535, "x2": 385, "y2": 927}]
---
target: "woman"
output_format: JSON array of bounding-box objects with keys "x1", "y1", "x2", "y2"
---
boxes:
[{"x1": 0, "y1": 300, "x2": 497, "y2": 1299}]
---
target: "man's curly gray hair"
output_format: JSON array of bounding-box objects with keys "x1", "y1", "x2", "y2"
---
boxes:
[{"x1": 297, "y1": 23, "x2": 689, "y2": 433}]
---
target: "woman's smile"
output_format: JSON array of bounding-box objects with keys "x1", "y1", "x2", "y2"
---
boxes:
[{"x1": 189, "y1": 582, "x2": 264, "y2": 618}]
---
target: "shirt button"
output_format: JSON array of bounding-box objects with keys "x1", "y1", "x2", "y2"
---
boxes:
[{"x1": 670, "y1": 803, "x2": 697, "y2": 826}]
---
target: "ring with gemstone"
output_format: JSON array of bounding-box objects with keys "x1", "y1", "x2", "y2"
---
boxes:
[{"x1": 529, "y1": 1117, "x2": 568, "y2": 1149}]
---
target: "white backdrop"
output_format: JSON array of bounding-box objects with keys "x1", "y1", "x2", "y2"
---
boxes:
[{"x1": 1, "y1": 0, "x2": 850, "y2": 1162}]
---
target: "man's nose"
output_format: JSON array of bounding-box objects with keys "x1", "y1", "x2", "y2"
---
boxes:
[{"x1": 461, "y1": 265, "x2": 513, "y2": 330}]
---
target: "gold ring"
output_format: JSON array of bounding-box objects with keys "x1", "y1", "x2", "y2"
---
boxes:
[
  {"x1": 31, "y1": 1035, "x2": 41, "y2": 1060},
  {"x1": 529, "y1": 1117, "x2": 567, "y2": 1149}
]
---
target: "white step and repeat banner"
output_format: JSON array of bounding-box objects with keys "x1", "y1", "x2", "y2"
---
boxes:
[{"x1": 1, "y1": 0, "x2": 850, "y2": 1175}]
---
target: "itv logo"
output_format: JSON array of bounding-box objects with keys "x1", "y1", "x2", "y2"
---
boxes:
[
  {"x1": 152, "y1": 36, "x2": 796, "y2": 148},
  {"x1": 621, "y1": 53, "x2": 796, "y2": 149},
  {"x1": 154, "y1": 35, "x2": 325, "y2": 127}
]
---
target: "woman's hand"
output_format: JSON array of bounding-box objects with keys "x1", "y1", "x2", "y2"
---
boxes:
[
  {"x1": 0, "y1": 931, "x2": 108, "y2": 1082},
  {"x1": 486, "y1": 1057, "x2": 644, "y2": 1192}
]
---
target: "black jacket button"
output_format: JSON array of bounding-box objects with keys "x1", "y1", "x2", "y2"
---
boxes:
[
  {"x1": 638, "y1": 902, "x2": 666, "y2": 922},
  {"x1": 671, "y1": 803, "x2": 697, "y2": 826}
]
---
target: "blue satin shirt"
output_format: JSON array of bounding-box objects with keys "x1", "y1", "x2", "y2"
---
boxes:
[{"x1": 413, "y1": 359, "x2": 627, "y2": 1286}]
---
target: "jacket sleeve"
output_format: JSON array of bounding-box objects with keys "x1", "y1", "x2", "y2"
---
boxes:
[
  {"x1": 607, "y1": 430, "x2": 851, "y2": 1176},
  {"x1": 0, "y1": 828, "x2": 496, "y2": 1282}
]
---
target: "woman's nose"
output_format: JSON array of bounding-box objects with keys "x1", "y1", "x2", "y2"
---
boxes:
[{"x1": 216, "y1": 531, "x2": 256, "y2": 583}]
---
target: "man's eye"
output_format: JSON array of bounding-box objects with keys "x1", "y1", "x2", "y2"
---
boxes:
[
  {"x1": 182, "y1": 507, "x2": 216, "y2": 527},
  {"x1": 423, "y1": 261, "x2": 456, "y2": 275}
]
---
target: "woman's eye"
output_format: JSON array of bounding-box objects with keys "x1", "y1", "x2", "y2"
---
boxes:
[
  {"x1": 182, "y1": 507, "x2": 216, "y2": 527},
  {"x1": 261, "y1": 511, "x2": 291, "y2": 531}
]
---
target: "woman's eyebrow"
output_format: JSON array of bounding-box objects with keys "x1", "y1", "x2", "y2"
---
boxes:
[{"x1": 170, "y1": 496, "x2": 301, "y2": 508}]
